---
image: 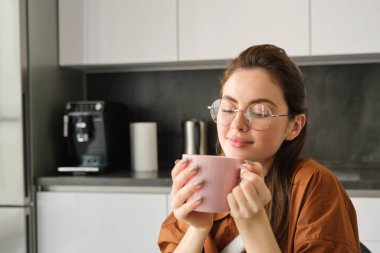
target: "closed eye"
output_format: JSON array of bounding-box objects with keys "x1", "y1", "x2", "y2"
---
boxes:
[
  {"x1": 249, "y1": 111, "x2": 270, "y2": 118},
  {"x1": 222, "y1": 109, "x2": 235, "y2": 114}
]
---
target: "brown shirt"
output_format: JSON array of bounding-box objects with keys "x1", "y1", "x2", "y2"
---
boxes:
[{"x1": 157, "y1": 158, "x2": 360, "y2": 252}]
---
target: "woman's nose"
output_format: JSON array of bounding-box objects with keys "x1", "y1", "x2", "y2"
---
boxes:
[{"x1": 230, "y1": 111, "x2": 249, "y2": 131}]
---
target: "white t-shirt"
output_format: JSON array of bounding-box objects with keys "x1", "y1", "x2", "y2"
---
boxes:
[{"x1": 220, "y1": 235, "x2": 245, "y2": 253}]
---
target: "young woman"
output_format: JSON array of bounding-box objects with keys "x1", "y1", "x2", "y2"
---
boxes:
[{"x1": 158, "y1": 44, "x2": 360, "y2": 253}]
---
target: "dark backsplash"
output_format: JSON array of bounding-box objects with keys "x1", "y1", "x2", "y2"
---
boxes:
[
  {"x1": 302, "y1": 64, "x2": 380, "y2": 169},
  {"x1": 87, "y1": 63, "x2": 380, "y2": 171}
]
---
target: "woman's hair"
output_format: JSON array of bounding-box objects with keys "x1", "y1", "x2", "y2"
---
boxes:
[{"x1": 219, "y1": 44, "x2": 307, "y2": 245}]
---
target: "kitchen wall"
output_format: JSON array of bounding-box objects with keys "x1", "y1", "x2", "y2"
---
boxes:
[{"x1": 87, "y1": 63, "x2": 380, "y2": 172}]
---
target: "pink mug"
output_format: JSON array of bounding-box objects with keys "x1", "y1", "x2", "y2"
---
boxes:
[{"x1": 183, "y1": 154, "x2": 243, "y2": 213}]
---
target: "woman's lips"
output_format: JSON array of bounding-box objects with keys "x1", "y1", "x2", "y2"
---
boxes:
[{"x1": 228, "y1": 137, "x2": 253, "y2": 148}]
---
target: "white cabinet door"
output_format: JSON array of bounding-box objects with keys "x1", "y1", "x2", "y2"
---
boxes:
[
  {"x1": 37, "y1": 191, "x2": 167, "y2": 253},
  {"x1": 0, "y1": 208, "x2": 28, "y2": 253},
  {"x1": 311, "y1": 0, "x2": 380, "y2": 55},
  {"x1": 178, "y1": 0, "x2": 309, "y2": 61},
  {"x1": 351, "y1": 197, "x2": 380, "y2": 252},
  {"x1": 59, "y1": 0, "x2": 177, "y2": 66},
  {"x1": 58, "y1": 0, "x2": 86, "y2": 65}
]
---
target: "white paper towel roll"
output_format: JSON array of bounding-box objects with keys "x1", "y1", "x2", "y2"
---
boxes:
[{"x1": 130, "y1": 122, "x2": 158, "y2": 172}]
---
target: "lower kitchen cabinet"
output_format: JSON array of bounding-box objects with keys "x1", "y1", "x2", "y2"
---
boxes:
[
  {"x1": 351, "y1": 197, "x2": 380, "y2": 252},
  {"x1": 37, "y1": 190, "x2": 168, "y2": 253},
  {"x1": 38, "y1": 191, "x2": 379, "y2": 252}
]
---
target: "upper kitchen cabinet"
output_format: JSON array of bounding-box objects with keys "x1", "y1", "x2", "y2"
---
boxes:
[
  {"x1": 59, "y1": 0, "x2": 177, "y2": 66},
  {"x1": 178, "y1": 0, "x2": 309, "y2": 61},
  {"x1": 311, "y1": 0, "x2": 380, "y2": 55}
]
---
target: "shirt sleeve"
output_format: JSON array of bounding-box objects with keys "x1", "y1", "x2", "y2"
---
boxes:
[
  {"x1": 291, "y1": 167, "x2": 360, "y2": 253},
  {"x1": 157, "y1": 212, "x2": 220, "y2": 253},
  {"x1": 157, "y1": 213, "x2": 187, "y2": 253}
]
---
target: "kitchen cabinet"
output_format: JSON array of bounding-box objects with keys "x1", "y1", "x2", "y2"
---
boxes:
[
  {"x1": 59, "y1": 0, "x2": 309, "y2": 67},
  {"x1": 350, "y1": 197, "x2": 380, "y2": 252},
  {"x1": 178, "y1": 0, "x2": 309, "y2": 61},
  {"x1": 59, "y1": 0, "x2": 177, "y2": 66},
  {"x1": 37, "y1": 190, "x2": 168, "y2": 253},
  {"x1": 58, "y1": 0, "x2": 380, "y2": 68},
  {"x1": 311, "y1": 0, "x2": 380, "y2": 55}
]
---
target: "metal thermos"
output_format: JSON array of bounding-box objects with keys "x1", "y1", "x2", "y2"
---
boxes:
[{"x1": 183, "y1": 119, "x2": 207, "y2": 155}]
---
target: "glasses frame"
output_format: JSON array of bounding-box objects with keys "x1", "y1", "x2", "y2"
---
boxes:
[{"x1": 207, "y1": 98, "x2": 296, "y2": 131}]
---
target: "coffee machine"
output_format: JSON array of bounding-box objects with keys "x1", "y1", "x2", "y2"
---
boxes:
[
  {"x1": 58, "y1": 101, "x2": 129, "y2": 174},
  {"x1": 182, "y1": 119, "x2": 207, "y2": 155}
]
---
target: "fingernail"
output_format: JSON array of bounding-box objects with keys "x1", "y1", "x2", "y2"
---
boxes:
[
  {"x1": 245, "y1": 160, "x2": 262, "y2": 168},
  {"x1": 188, "y1": 164, "x2": 199, "y2": 173},
  {"x1": 180, "y1": 158, "x2": 189, "y2": 164},
  {"x1": 244, "y1": 160, "x2": 255, "y2": 165},
  {"x1": 194, "y1": 196, "x2": 203, "y2": 203},
  {"x1": 193, "y1": 178, "x2": 204, "y2": 186}
]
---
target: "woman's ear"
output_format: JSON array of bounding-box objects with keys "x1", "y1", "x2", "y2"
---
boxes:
[{"x1": 285, "y1": 114, "x2": 306, "y2": 141}]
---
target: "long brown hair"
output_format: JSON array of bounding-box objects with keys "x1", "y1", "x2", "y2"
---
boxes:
[{"x1": 219, "y1": 44, "x2": 307, "y2": 244}]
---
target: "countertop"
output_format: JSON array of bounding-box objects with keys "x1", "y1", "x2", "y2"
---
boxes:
[
  {"x1": 36, "y1": 169, "x2": 173, "y2": 190},
  {"x1": 36, "y1": 167, "x2": 380, "y2": 192}
]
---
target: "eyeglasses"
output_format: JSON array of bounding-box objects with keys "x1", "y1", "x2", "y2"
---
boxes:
[{"x1": 207, "y1": 98, "x2": 295, "y2": 131}]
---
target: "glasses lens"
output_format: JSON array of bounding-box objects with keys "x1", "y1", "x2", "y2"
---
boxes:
[
  {"x1": 246, "y1": 104, "x2": 271, "y2": 130},
  {"x1": 209, "y1": 99, "x2": 220, "y2": 123},
  {"x1": 219, "y1": 99, "x2": 236, "y2": 125},
  {"x1": 210, "y1": 99, "x2": 235, "y2": 125},
  {"x1": 209, "y1": 100, "x2": 273, "y2": 130}
]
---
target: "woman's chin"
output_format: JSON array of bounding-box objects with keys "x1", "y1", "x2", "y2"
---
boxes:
[{"x1": 223, "y1": 149, "x2": 252, "y2": 160}]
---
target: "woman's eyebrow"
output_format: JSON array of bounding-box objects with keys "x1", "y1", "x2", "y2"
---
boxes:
[{"x1": 222, "y1": 95, "x2": 277, "y2": 107}]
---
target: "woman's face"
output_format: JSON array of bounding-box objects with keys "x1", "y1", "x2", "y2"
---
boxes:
[{"x1": 218, "y1": 68, "x2": 296, "y2": 172}]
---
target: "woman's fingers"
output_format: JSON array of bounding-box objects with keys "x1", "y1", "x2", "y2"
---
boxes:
[
  {"x1": 229, "y1": 180, "x2": 258, "y2": 217},
  {"x1": 170, "y1": 159, "x2": 198, "y2": 196},
  {"x1": 231, "y1": 184, "x2": 247, "y2": 208},
  {"x1": 173, "y1": 196, "x2": 203, "y2": 220},
  {"x1": 240, "y1": 166, "x2": 272, "y2": 205},
  {"x1": 240, "y1": 179, "x2": 263, "y2": 213},
  {"x1": 171, "y1": 158, "x2": 189, "y2": 178},
  {"x1": 171, "y1": 178, "x2": 204, "y2": 210},
  {"x1": 169, "y1": 157, "x2": 206, "y2": 217},
  {"x1": 227, "y1": 192, "x2": 239, "y2": 217},
  {"x1": 242, "y1": 161, "x2": 264, "y2": 178},
  {"x1": 240, "y1": 168, "x2": 262, "y2": 194},
  {"x1": 240, "y1": 161, "x2": 265, "y2": 197},
  {"x1": 228, "y1": 161, "x2": 272, "y2": 218}
]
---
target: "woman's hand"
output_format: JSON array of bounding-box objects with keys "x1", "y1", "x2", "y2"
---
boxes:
[
  {"x1": 227, "y1": 161, "x2": 281, "y2": 253},
  {"x1": 227, "y1": 161, "x2": 272, "y2": 222},
  {"x1": 170, "y1": 158, "x2": 213, "y2": 231}
]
